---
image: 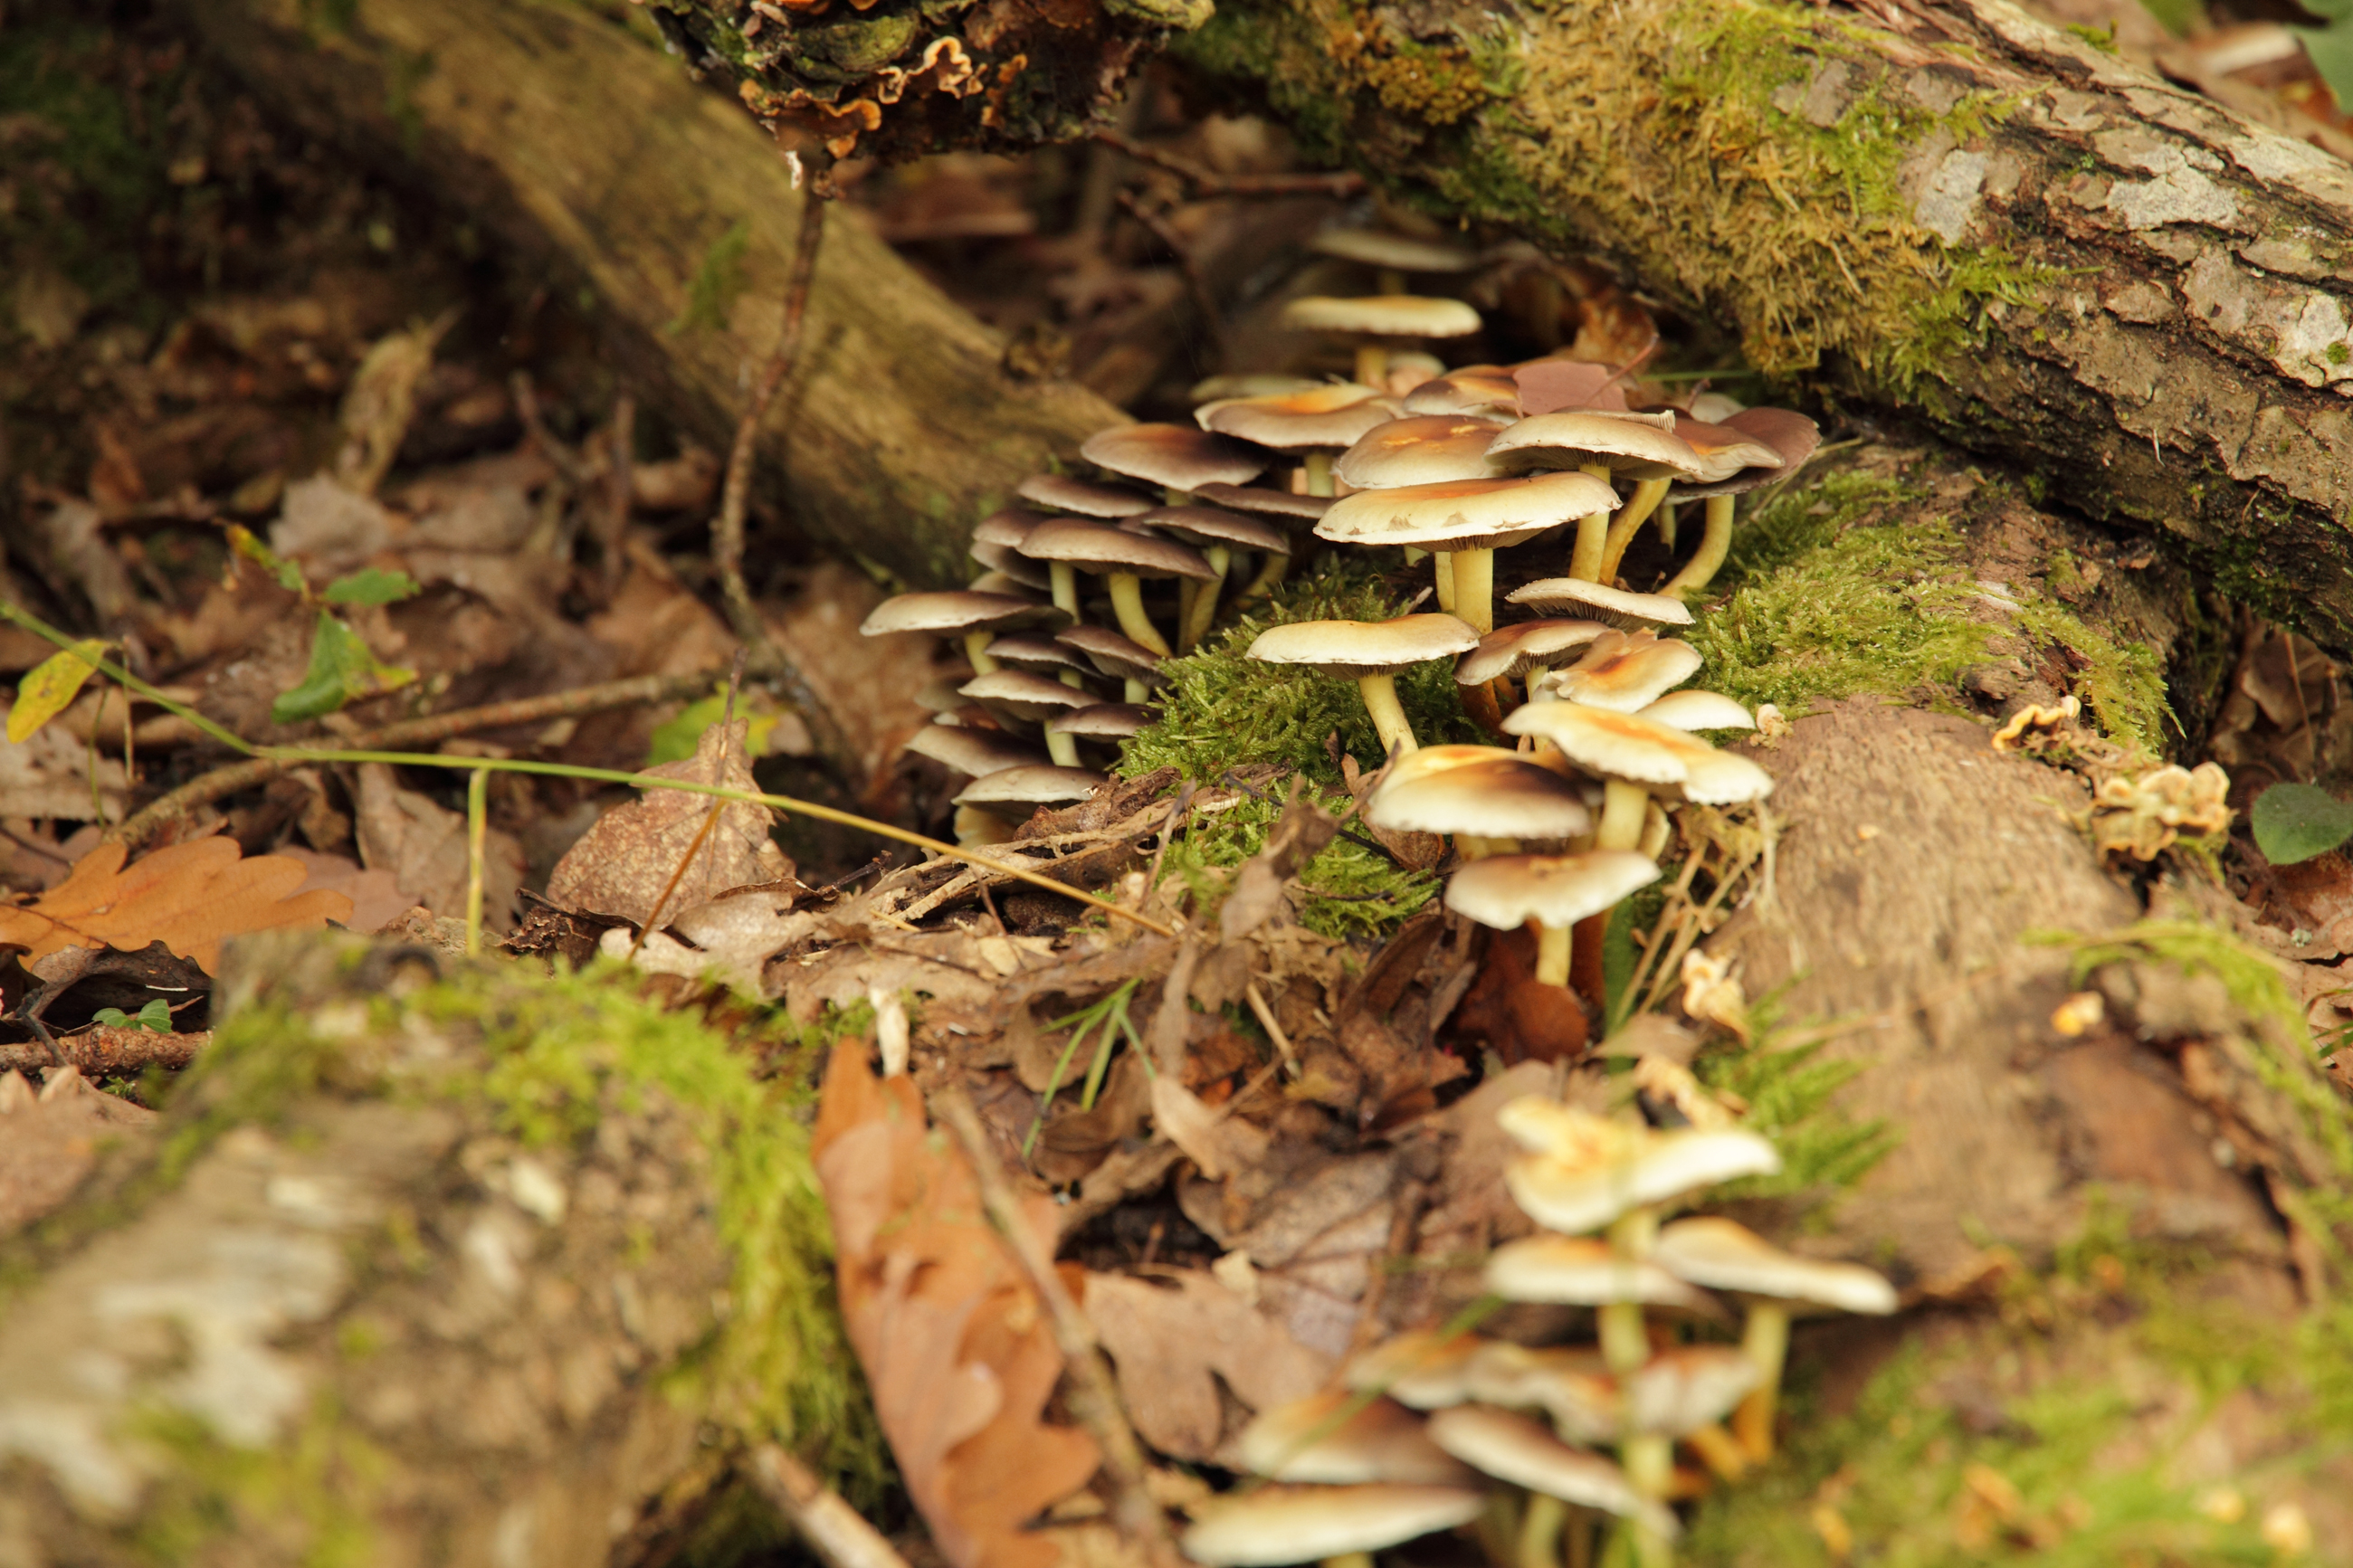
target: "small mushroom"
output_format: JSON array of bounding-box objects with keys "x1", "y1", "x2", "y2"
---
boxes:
[
  {"x1": 1191, "y1": 481, "x2": 1335, "y2": 522},
  {"x1": 858, "y1": 587, "x2": 1068, "y2": 677},
  {"x1": 1538, "y1": 631, "x2": 1704, "y2": 713},
  {"x1": 1016, "y1": 516, "x2": 1218, "y2": 657},
  {"x1": 1046, "y1": 701, "x2": 1152, "y2": 760},
  {"x1": 983, "y1": 632, "x2": 1091, "y2": 689},
  {"x1": 1403, "y1": 364, "x2": 1522, "y2": 419},
  {"x1": 1017, "y1": 471, "x2": 1156, "y2": 518},
  {"x1": 1081, "y1": 422, "x2": 1270, "y2": 499},
  {"x1": 1244, "y1": 613, "x2": 1480, "y2": 758},
  {"x1": 1424, "y1": 1405, "x2": 1680, "y2": 1567},
  {"x1": 1455, "y1": 619, "x2": 1612, "y2": 706},
  {"x1": 1310, "y1": 226, "x2": 1481, "y2": 293},
  {"x1": 1501, "y1": 702, "x2": 1773, "y2": 853},
  {"x1": 1280, "y1": 294, "x2": 1483, "y2": 394},
  {"x1": 952, "y1": 763, "x2": 1106, "y2": 829},
  {"x1": 1131, "y1": 504, "x2": 1293, "y2": 650},
  {"x1": 1506, "y1": 578, "x2": 1694, "y2": 632},
  {"x1": 1486, "y1": 413, "x2": 1705, "y2": 584},
  {"x1": 1234, "y1": 1391, "x2": 1478, "y2": 1486},
  {"x1": 1444, "y1": 850, "x2": 1660, "y2": 991},
  {"x1": 1335, "y1": 415, "x2": 1512, "y2": 489},
  {"x1": 1483, "y1": 1234, "x2": 1722, "y2": 1318},
  {"x1": 1316, "y1": 471, "x2": 1617, "y2": 635},
  {"x1": 901, "y1": 721, "x2": 1050, "y2": 781},
  {"x1": 1343, "y1": 1329, "x2": 1489, "y2": 1409},
  {"x1": 1179, "y1": 1483, "x2": 1488, "y2": 1568},
  {"x1": 1056, "y1": 623, "x2": 1164, "y2": 703},
  {"x1": 1660, "y1": 407, "x2": 1820, "y2": 598},
  {"x1": 1651, "y1": 1216, "x2": 1896, "y2": 1461},
  {"x1": 957, "y1": 669, "x2": 1096, "y2": 767},
  {"x1": 1634, "y1": 690, "x2": 1754, "y2": 733},
  {"x1": 1366, "y1": 745, "x2": 1593, "y2": 860},
  {"x1": 970, "y1": 506, "x2": 1055, "y2": 592},
  {"x1": 1196, "y1": 383, "x2": 1396, "y2": 499}
]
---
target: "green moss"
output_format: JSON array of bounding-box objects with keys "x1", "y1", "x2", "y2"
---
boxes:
[
  {"x1": 2010, "y1": 597, "x2": 2172, "y2": 753},
  {"x1": 1693, "y1": 1031, "x2": 1896, "y2": 1212},
  {"x1": 670, "y1": 217, "x2": 753, "y2": 336},
  {"x1": 1157, "y1": 789, "x2": 1438, "y2": 941},
  {"x1": 133, "y1": 1400, "x2": 386, "y2": 1568}
]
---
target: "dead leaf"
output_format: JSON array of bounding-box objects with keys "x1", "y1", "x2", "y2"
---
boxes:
[
  {"x1": 0, "y1": 838, "x2": 354, "y2": 974},
  {"x1": 1447, "y1": 926, "x2": 1590, "y2": 1065},
  {"x1": 337, "y1": 311, "x2": 457, "y2": 495},
  {"x1": 814, "y1": 1046, "x2": 1100, "y2": 1568},
  {"x1": 0, "y1": 1067, "x2": 157, "y2": 1237},
  {"x1": 544, "y1": 720, "x2": 787, "y2": 926},
  {"x1": 1084, "y1": 1269, "x2": 1334, "y2": 1461},
  {"x1": 272, "y1": 473, "x2": 398, "y2": 567},
  {"x1": 273, "y1": 846, "x2": 413, "y2": 935},
  {"x1": 1152, "y1": 1075, "x2": 1271, "y2": 1181},
  {"x1": 604, "y1": 886, "x2": 817, "y2": 994},
  {"x1": 354, "y1": 764, "x2": 524, "y2": 928},
  {"x1": 0, "y1": 702, "x2": 129, "y2": 821}
]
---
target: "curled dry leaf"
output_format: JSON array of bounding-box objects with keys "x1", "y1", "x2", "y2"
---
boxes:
[
  {"x1": 546, "y1": 719, "x2": 790, "y2": 926},
  {"x1": 813, "y1": 1046, "x2": 1100, "y2": 1568},
  {"x1": 0, "y1": 839, "x2": 355, "y2": 974},
  {"x1": 1083, "y1": 1269, "x2": 1335, "y2": 1462}
]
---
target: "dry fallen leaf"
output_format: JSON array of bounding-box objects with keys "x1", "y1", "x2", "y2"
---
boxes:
[
  {"x1": 1084, "y1": 1269, "x2": 1335, "y2": 1462},
  {"x1": 0, "y1": 1067, "x2": 157, "y2": 1237},
  {"x1": 353, "y1": 763, "x2": 525, "y2": 928},
  {"x1": 546, "y1": 719, "x2": 789, "y2": 926},
  {"x1": 0, "y1": 837, "x2": 355, "y2": 973},
  {"x1": 813, "y1": 1046, "x2": 1100, "y2": 1568},
  {"x1": 0, "y1": 700, "x2": 129, "y2": 822}
]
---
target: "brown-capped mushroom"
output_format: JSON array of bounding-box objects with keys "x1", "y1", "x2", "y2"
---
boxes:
[
  {"x1": 1661, "y1": 407, "x2": 1821, "y2": 598},
  {"x1": 1132, "y1": 504, "x2": 1292, "y2": 651},
  {"x1": 1444, "y1": 850, "x2": 1660, "y2": 991},
  {"x1": 1234, "y1": 1392, "x2": 1477, "y2": 1487},
  {"x1": 1196, "y1": 383, "x2": 1395, "y2": 499},
  {"x1": 1081, "y1": 423, "x2": 1270, "y2": 498},
  {"x1": 1487, "y1": 413, "x2": 1704, "y2": 584},
  {"x1": 1017, "y1": 471, "x2": 1156, "y2": 518},
  {"x1": 1179, "y1": 1483, "x2": 1488, "y2": 1568},
  {"x1": 859, "y1": 587, "x2": 1068, "y2": 677},
  {"x1": 1280, "y1": 295, "x2": 1482, "y2": 393},
  {"x1": 1538, "y1": 631, "x2": 1704, "y2": 713},
  {"x1": 1316, "y1": 471, "x2": 1616, "y2": 635},
  {"x1": 1455, "y1": 619, "x2": 1612, "y2": 706},
  {"x1": 1365, "y1": 745, "x2": 1592, "y2": 860},
  {"x1": 1244, "y1": 613, "x2": 1480, "y2": 757},
  {"x1": 1016, "y1": 516, "x2": 1218, "y2": 657},
  {"x1": 1056, "y1": 623, "x2": 1163, "y2": 704}
]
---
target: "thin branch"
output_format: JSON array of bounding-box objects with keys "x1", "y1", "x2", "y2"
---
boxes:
[
  {"x1": 1116, "y1": 190, "x2": 1231, "y2": 366},
  {"x1": 747, "y1": 1445, "x2": 912, "y2": 1568},
  {"x1": 0, "y1": 1027, "x2": 207, "y2": 1076},
  {"x1": 1091, "y1": 129, "x2": 1364, "y2": 199}
]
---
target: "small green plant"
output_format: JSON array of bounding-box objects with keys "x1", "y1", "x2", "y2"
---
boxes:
[
  {"x1": 2298, "y1": 4, "x2": 2353, "y2": 118},
  {"x1": 92, "y1": 998, "x2": 174, "y2": 1031},
  {"x1": 2250, "y1": 781, "x2": 2353, "y2": 865},
  {"x1": 1024, "y1": 977, "x2": 1146, "y2": 1159}
]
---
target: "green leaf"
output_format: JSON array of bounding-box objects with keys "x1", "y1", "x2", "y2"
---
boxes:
[
  {"x1": 135, "y1": 997, "x2": 173, "y2": 1031},
  {"x1": 91, "y1": 1007, "x2": 129, "y2": 1028},
  {"x1": 226, "y1": 523, "x2": 307, "y2": 595},
  {"x1": 2251, "y1": 782, "x2": 2353, "y2": 866},
  {"x1": 270, "y1": 612, "x2": 417, "y2": 724},
  {"x1": 322, "y1": 565, "x2": 421, "y2": 606},
  {"x1": 7, "y1": 638, "x2": 107, "y2": 743},
  {"x1": 647, "y1": 693, "x2": 779, "y2": 767},
  {"x1": 2298, "y1": 23, "x2": 2353, "y2": 114}
]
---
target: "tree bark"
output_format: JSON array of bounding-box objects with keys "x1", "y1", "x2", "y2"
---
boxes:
[{"x1": 176, "y1": 0, "x2": 1127, "y2": 591}]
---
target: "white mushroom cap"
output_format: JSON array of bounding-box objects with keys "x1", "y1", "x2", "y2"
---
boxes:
[
  {"x1": 1443, "y1": 851, "x2": 1661, "y2": 932},
  {"x1": 1483, "y1": 1234, "x2": 1724, "y2": 1313},
  {"x1": 1017, "y1": 472, "x2": 1157, "y2": 518},
  {"x1": 1506, "y1": 578, "x2": 1694, "y2": 629},
  {"x1": 959, "y1": 669, "x2": 1097, "y2": 721},
  {"x1": 1455, "y1": 620, "x2": 1612, "y2": 686},
  {"x1": 1501, "y1": 702, "x2": 1775, "y2": 805},
  {"x1": 1366, "y1": 746, "x2": 1592, "y2": 841},
  {"x1": 1333, "y1": 416, "x2": 1510, "y2": 489},
  {"x1": 1281, "y1": 295, "x2": 1483, "y2": 338},
  {"x1": 1637, "y1": 690, "x2": 1755, "y2": 731},
  {"x1": 902, "y1": 723, "x2": 1050, "y2": 778},
  {"x1": 1506, "y1": 1127, "x2": 1783, "y2": 1234},
  {"x1": 1246, "y1": 613, "x2": 1479, "y2": 679},
  {"x1": 1668, "y1": 406, "x2": 1823, "y2": 501},
  {"x1": 859, "y1": 590, "x2": 1067, "y2": 637},
  {"x1": 1424, "y1": 1407, "x2": 1679, "y2": 1538},
  {"x1": 1179, "y1": 1484, "x2": 1487, "y2": 1567},
  {"x1": 1343, "y1": 1330, "x2": 1487, "y2": 1409},
  {"x1": 952, "y1": 765, "x2": 1106, "y2": 812},
  {"x1": 1310, "y1": 229, "x2": 1480, "y2": 273},
  {"x1": 1487, "y1": 412, "x2": 1705, "y2": 481},
  {"x1": 1652, "y1": 1216, "x2": 1899, "y2": 1314},
  {"x1": 1082, "y1": 423, "x2": 1271, "y2": 490},
  {"x1": 1315, "y1": 470, "x2": 1618, "y2": 552},
  {"x1": 1541, "y1": 631, "x2": 1705, "y2": 712},
  {"x1": 1458, "y1": 1344, "x2": 1621, "y2": 1447},
  {"x1": 1624, "y1": 1346, "x2": 1764, "y2": 1436},
  {"x1": 1196, "y1": 383, "x2": 1396, "y2": 451},
  {"x1": 1234, "y1": 1392, "x2": 1477, "y2": 1486}
]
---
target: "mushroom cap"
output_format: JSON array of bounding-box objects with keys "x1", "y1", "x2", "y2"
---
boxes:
[
  {"x1": 1483, "y1": 1234, "x2": 1726, "y2": 1313},
  {"x1": 1056, "y1": 625, "x2": 1164, "y2": 681},
  {"x1": 1624, "y1": 1346, "x2": 1765, "y2": 1436},
  {"x1": 1081, "y1": 423, "x2": 1270, "y2": 491},
  {"x1": 1653, "y1": 1216, "x2": 1900, "y2": 1315},
  {"x1": 1505, "y1": 578, "x2": 1694, "y2": 629},
  {"x1": 1310, "y1": 228, "x2": 1480, "y2": 273},
  {"x1": 1334, "y1": 415, "x2": 1511, "y2": 489},
  {"x1": 958, "y1": 669, "x2": 1098, "y2": 721},
  {"x1": 1511, "y1": 359, "x2": 1633, "y2": 417},
  {"x1": 1669, "y1": 406, "x2": 1822, "y2": 501},
  {"x1": 1456, "y1": 620, "x2": 1612, "y2": 685},
  {"x1": 1018, "y1": 517, "x2": 1220, "y2": 581},
  {"x1": 1343, "y1": 1330, "x2": 1487, "y2": 1410},
  {"x1": 1665, "y1": 415, "x2": 1785, "y2": 486},
  {"x1": 1191, "y1": 482, "x2": 1333, "y2": 521},
  {"x1": 1502, "y1": 702, "x2": 1775, "y2": 804},
  {"x1": 1496, "y1": 1098, "x2": 1639, "y2": 1162},
  {"x1": 1017, "y1": 472, "x2": 1157, "y2": 518},
  {"x1": 1234, "y1": 1392, "x2": 1478, "y2": 1487},
  {"x1": 1506, "y1": 1127, "x2": 1783, "y2": 1234},
  {"x1": 1245, "y1": 613, "x2": 1481, "y2": 679},
  {"x1": 952, "y1": 765, "x2": 1107, "y2": 812},
  {"x1": 969, "y1": 539, "x2": 1053, "y2": 591},
  {"x1": 982, "y1": 632, "x2": 1089, "y2": 674},
  {"x1": 1196, "y1": 383, "x2": 1396, "y2": 451},
  {"x1": 1542, "y1": 631, "x2": 1705, "y2": 712},
  {"x1": 1048, "y1": 702, "x2": 1153, "y2": 741},
  {"x1": 1487, "y1": 412, "x2": 1705, "y2": 481},
  {"x1": 1402, "y1": 365, "x2": 1521, "y2": 418},
  {"x1": 1444, "y1": 851, "x2": 1661, "y2": 932},
  {"x1": 1133, "y1": 505, "x2": 1291, "y2": 554},
  {"x1": 1280, "y1": 295, "x2": 1484, "y2": 338},
  {"x1": 973, "y1": 506, "x2": 1052, "y2": 548},
  {"x1": 1458, "y1": 1342, "x2": 1613, "y2": 1434},
  {"x1": 1637, "y1": 689, "x2": 1755, "y2": 732},
  {"x1": 1179, "y1": 1484, "x2": 1487, "y2": 1567},
  {"x1": 1424, "y1": 1407, "x2": 1678, "y2": 1537},
  {"x1": 1366, "y1": 747, "x2": 1593, "y2": 841},
  {"x1": 1315, "y1": 471, "x2": 1618, "y2": 552},
  {"x1": 902, "y1": 722, "x2": 1050, "y2": 778},
  {"x1": 860, "y1": 589, "x2": 1068, "y2": 637}
]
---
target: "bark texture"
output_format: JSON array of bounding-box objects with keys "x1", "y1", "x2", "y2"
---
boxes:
[{"x1": 179, "y1": 0, "x2": 1127, "y2": 590}]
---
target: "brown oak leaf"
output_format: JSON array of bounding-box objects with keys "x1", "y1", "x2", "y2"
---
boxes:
[{"x1": 0, "y1": 837, "x2": 355, "y2": 974}]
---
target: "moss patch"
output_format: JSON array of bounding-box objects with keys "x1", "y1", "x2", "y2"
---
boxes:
[{"x1": 1159, "y1": 789, "x2": 1439, "y2": 941}]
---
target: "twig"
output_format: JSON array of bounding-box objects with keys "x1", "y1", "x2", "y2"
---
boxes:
[
  {"x1": 713, "y1": 186, "x2": 856, "y2": 778},
  {"x1": 747, "y1": 1445, "x2": 912, "y2": 1568},
  {"x1": 0, "y1": 1027, "x2": 207, "y2": 1076},
  {"x1": 933, "y1": 1087, "x2": 1180, "y2": 1568},
  {"x1": 1116, "y1": 190, "x2": 1230, "y2": 366},
  {"x1": 510, "y1": 372, "x2": 588, "y2": 488},
  {"x1": 1091, "y1": 129, "x2": 1364, "y2": 199}
]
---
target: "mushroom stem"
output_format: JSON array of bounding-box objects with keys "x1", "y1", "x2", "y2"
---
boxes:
[
  {"x1": 1567, "y1": 462, "x2": 1615, "y2": 582},
  {"x1": 1358, "y1": 673, "x2": 1418, "y2": 757},
  {"x1": 1684, "y1": 1423, "x2": 1749, "y2": 1481},
  {"x1": 963, "y1": 630, "x2": 1002, "y2": 676},
  {"x1": 1663, "y1": 493, "x2": 1737, "y2": 599},
  {"x1": 1181, "y1": 545, "x2": 1232, "y2": 650},
  {"x1": 1598, "y1": 1207, "x2": 1657, "y2": 1376},
  {"x1": 1305, "y1": 451, "x2": 1335, "y2": 498},
  {"x1": 1619, "y1": 1438, "x2": 1676, "y2": 1568},
  {"x1": 1044, "y1": 727, "x2": 1082, "y2": 768},
  {"x1": 1535, "y1": 921, "x2": 1572, "y2": 987},
  {"x1": 955, "y1": 804, "x2": 1016, "y2": 847},
  {"x1": 1596, "y1": 478, "x2": 1673, "y2": 584},
  {"x1": 1048, "y1": 561, "x2": 1081, "y2": 622},
  {"x1": 1656, "y1": 499, "x2": 1679, "y2": 551},
  {"x1": 1124, "y1": 676, "x2": 1148, "y2": 704},
  {"x1": 1596, "y1": 779, "x2": 1650, "y2": 852},
  {"x1": 1457, "y1": 835, "x2": 1521, "y2": 861},
  {"x1": 1355, "y1": 342, "x2": 1390, "y2": 388},
  {"x1": 1240, "y1": 548, "x2": 1293, "y2": 603},
  {"x1": 1433, "y1": 552, "x2": 1457, "y2": 613},
  {"x1": 1517, "y1": 1492, "x2": 1568, "y2": 1568},
  {"x1": 1452, "y1": 546, "x2": 1496, "y2": 634},
  {"x1": 1107, "y1": 573, "x2": 1173, "y2": 657},
  {"x1": 1324, "y1": 1554, "x2": 1375, "y2": 1568},
  {"x1": 1731, "y1": 1301, "x2": 1793, "y2": 1460}
]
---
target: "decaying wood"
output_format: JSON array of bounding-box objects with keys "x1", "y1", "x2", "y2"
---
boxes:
[{"x1": 176, "y1": 0, "x2": 1126, "y2": 591}]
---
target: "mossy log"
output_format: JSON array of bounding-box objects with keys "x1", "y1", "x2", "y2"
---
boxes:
[
  {"x1": 177, "y1": 0, "x2": 1126, "y2": 590},
  {"x1": 0, "y1": 934, "x2": 867, "y2": 1567}
]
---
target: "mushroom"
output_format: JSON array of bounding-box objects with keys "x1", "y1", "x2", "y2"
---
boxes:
[
  {"x1": 1056, "y1": 623, "x2": 1163, "y2": 704},
  {"x1": 1344, "y1": 1329, "x2": 1489, "y2": 1409},
  {"x1": 1445, "y1": 850, "x2": 1659, "y2": 993},
  {"x1": 902, "y1": 721, "x2": 1050, "y2": 781},
  {"x1": 1244, "y1": 613, "x2": 1480, "y2": 758},
  {"x1": 1315, "y1": 470, "x2": 1617, "y2": 636},
  {"x1": 1234, "y1": 1391, "x2": 1477, "y2": 1487},
  {"x1": 858, "y1": 586, "x2": 1068, "y2": 678},
  {"x1": 952, "y1": 764, "x2": 1105, "y2": 832},
  {"x1": 1501, "y1": 702, "x2": 1773, "y2": 855},
  {"x1": 1191, "y1": 482, "x2": 1334, "y2": 522},
  {"x1": 1046, "y1": 701, "x2": 1151, "y2": 761},
  {"x1": 1280, "y1": 295, "x2": 1483, "y2": 395},
  {"x1": 1310, "y1": 226, "x2": 1480, "y2": 299},
  {"x1": 1486, "y1": 413, "x2": 1705, "y2": 584},
  {"x1": 1660, "y1": 407, "x2": 1820, "y2": 598},
  {"x1": 1404, "y1": 364, "x2": 1522, "y2": 419},
  {"x1": 1505, "y1": 578, "x2": 1693, "y2": 633},
  {"x1": 1482, "y1": 1234, "x2": 1722, "y2": 1320},
  {"x1": 1130, "y1": 504, "x2": 1293, "y2": 651},
  {"x1": 1016, "y1": 516, "x2": 1218, "y2": 657},
  {"x1": 1332, "y1": 415, "x2": 1514, "y2": 613},
  {"x1": 957, "y1": 669, "x2": 1096, "y2": 767},
  {"x1": 1651, "y1": 1216, "x2": 1896, "y2": 1461},
  {"x1": 1017, "y1": 471, "x2": 1156, "y2": 518},
  {"x1": 1537, "y1": 631, "x2": 1704, "y2": 713},
  {"x1": 1365, "y1": 745, "x2": 1592, "y2": 860},
  {"x1": 1634, "y1": 690, "x2": 1754, "y2": 733},
  {"x1": 1424, "y1": 1405, "x2": 1679, "y2": 1568},
  {"x1": 969, "y1": 506, "x2": 1055, "y2": 592},
  {"x1": 1081, "y1": 422, "x2": 1270, "y2": 501},
  {"x1": 1179, "y1": 1483, "x2": 1488, "y2": 1568},
  {"x1": 1455, "y1": 620, "x2": 1612, "y2": 708},
  {"x1": 1196, "y1": 382, "x2": 1396, "y2": 499},
  {"x1": 982, "y1": 632, "x2": 1091, "y2": 690}
]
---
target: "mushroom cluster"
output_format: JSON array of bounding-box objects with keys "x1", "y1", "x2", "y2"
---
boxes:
[{"x1": 1179, "y1": 1092, "x2": 1897, "y2": 1568}]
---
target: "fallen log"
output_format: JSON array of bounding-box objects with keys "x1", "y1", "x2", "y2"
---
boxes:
[{"x1": 177, "y1": 0, "x2": 1126, "y2": 590}]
